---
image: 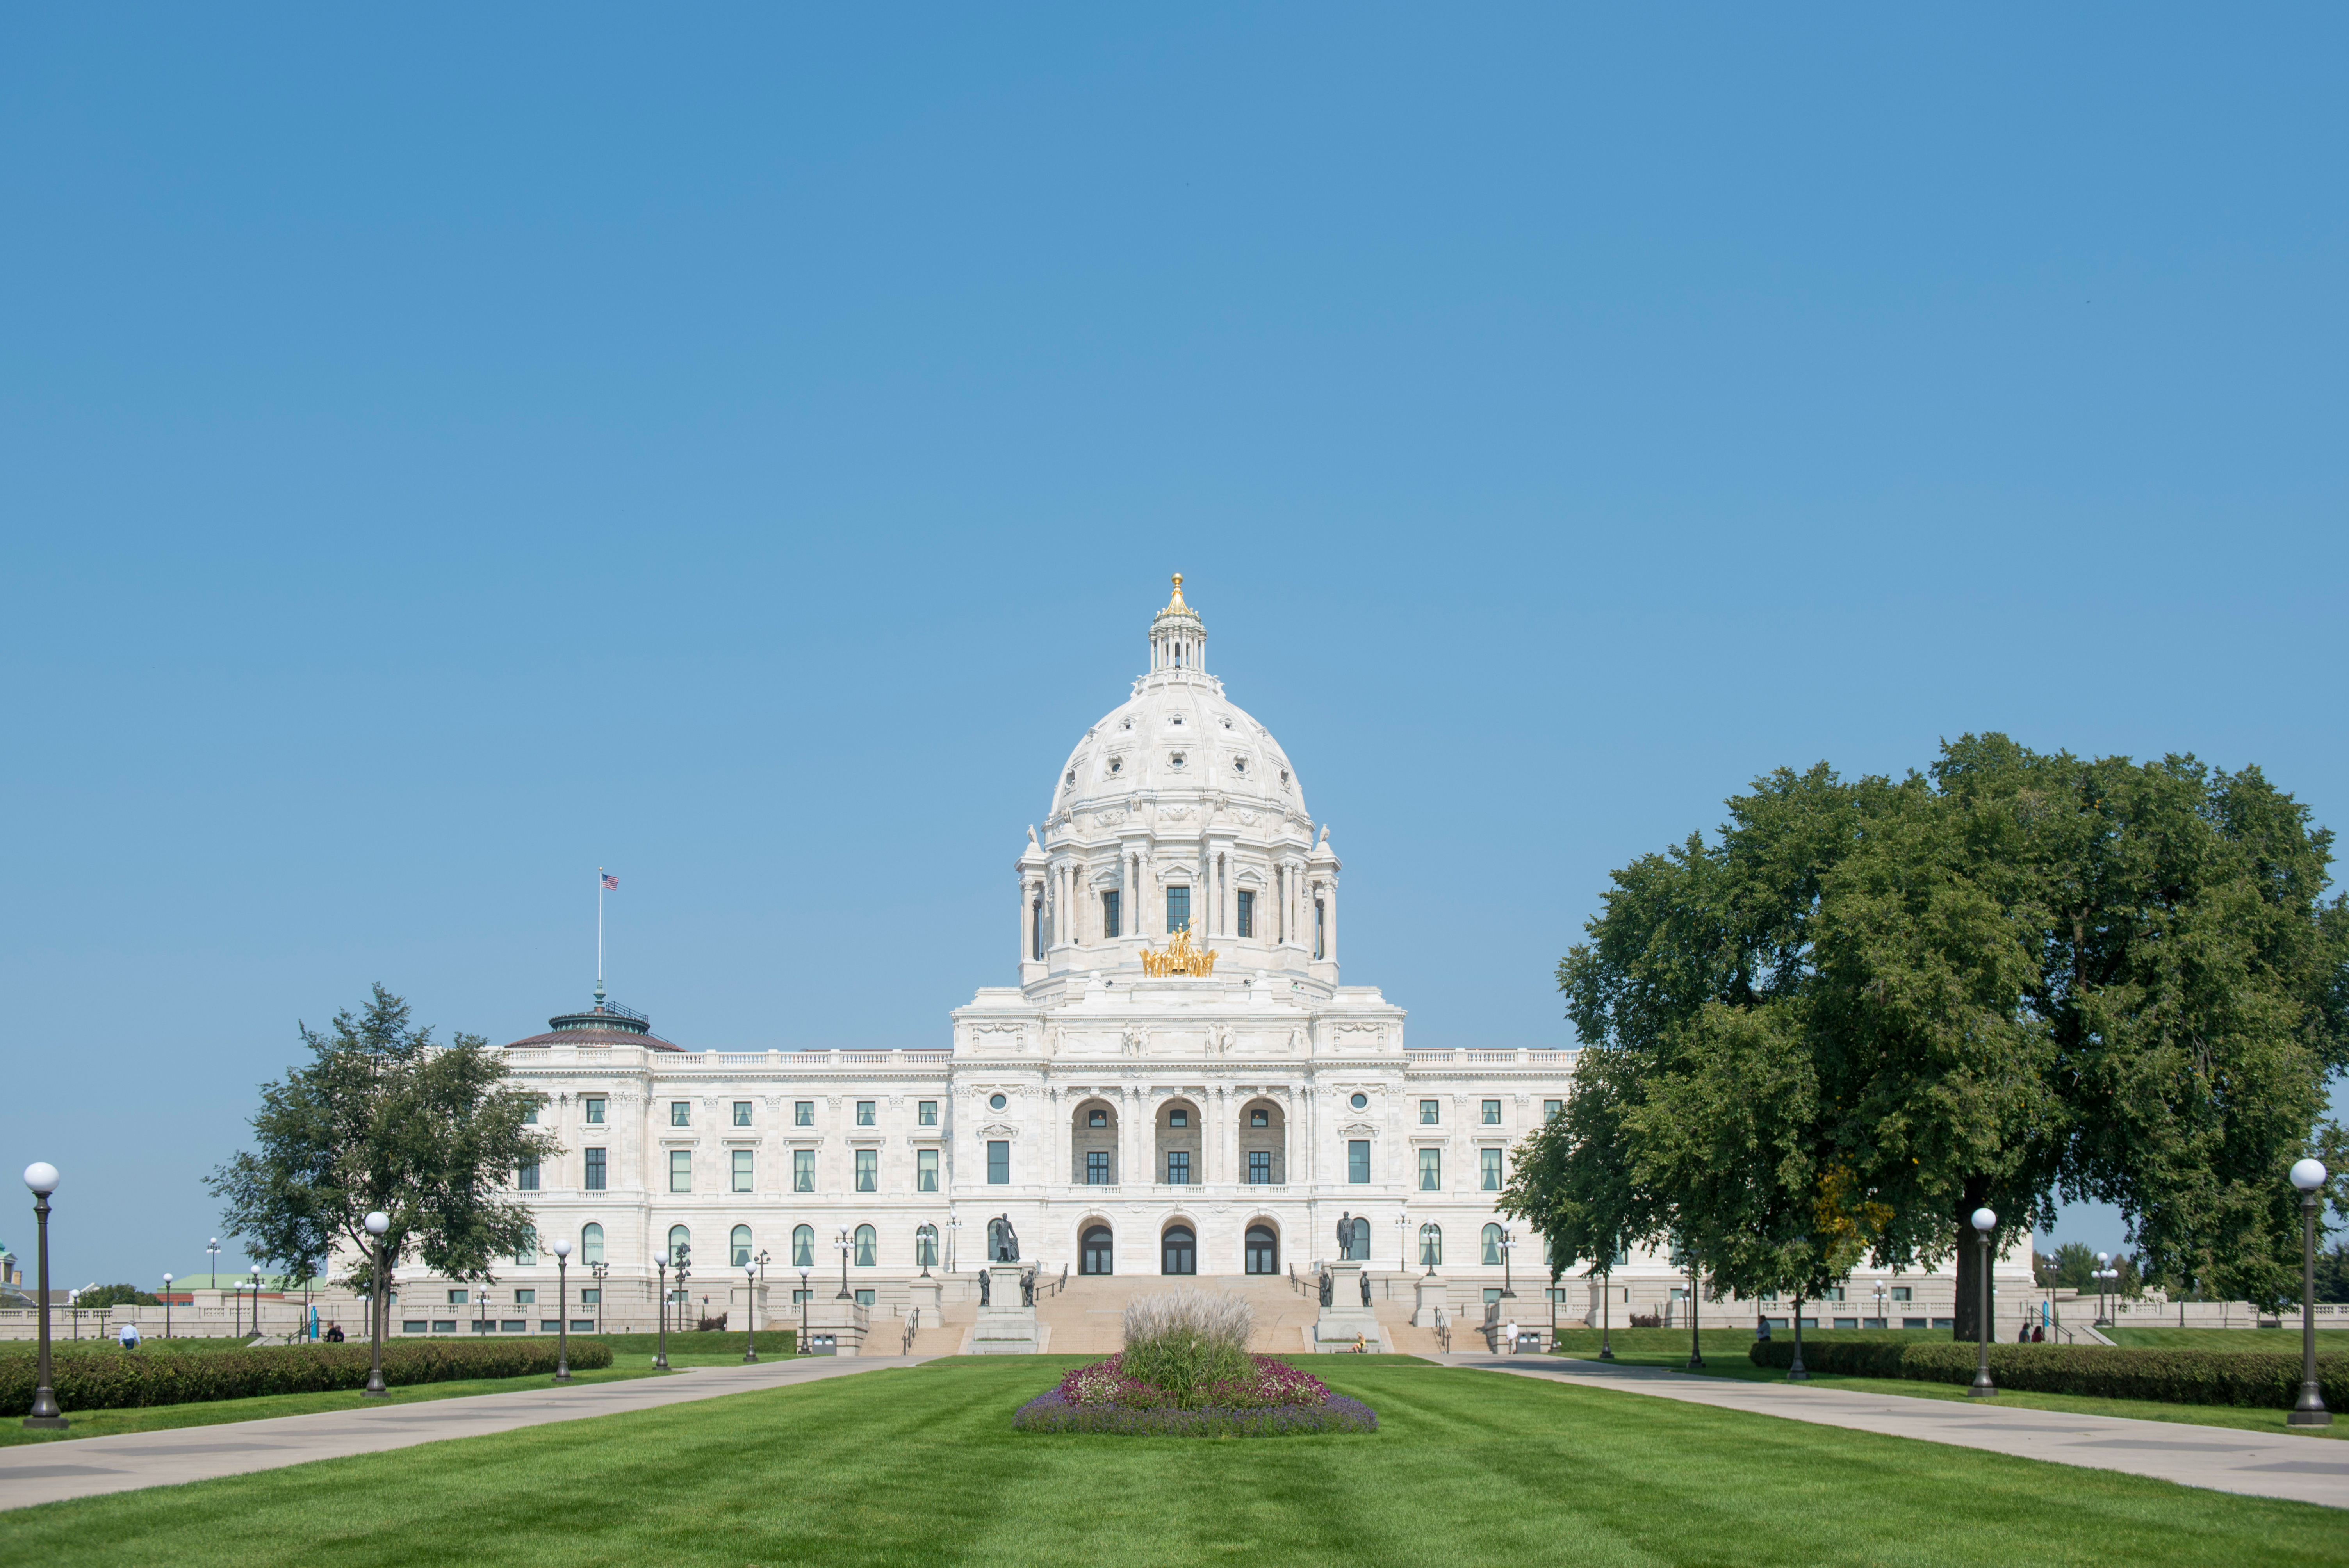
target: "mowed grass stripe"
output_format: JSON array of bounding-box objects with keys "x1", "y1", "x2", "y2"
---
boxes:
[{"x1": 4, "y1": 1357, "x2": 2342, "y2": 1568}]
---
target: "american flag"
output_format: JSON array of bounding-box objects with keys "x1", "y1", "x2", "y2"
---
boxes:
[{"x1": 601, "y1": 873, "x2": 619, "y2": 890}]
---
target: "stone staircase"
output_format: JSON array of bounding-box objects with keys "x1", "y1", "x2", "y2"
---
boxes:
[{"x1": 1029, "y1": 1272, "x2": 1406, "y2": 1357}]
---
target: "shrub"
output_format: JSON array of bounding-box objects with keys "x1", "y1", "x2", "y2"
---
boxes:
[
  {"x1": 1056, "y1": 1353, "x2": 1328, "y2": 1412},
  {"x1": 1747, "y1": 1338, "x2": 2349, "y2": 1408},
  {"x1": 0, "y1": 1336, "x2": 613, "y2": 1416},
  {"x1": 1628, "y1": 1313, "x2": 1662, "y2": 1329},
  {"x1": 1119, "y1": 1289, "x2": 1255, "y2": 1402},
  {"x1": 1013, "y1": 1388, "x2": 1378, "y2": 1437}
]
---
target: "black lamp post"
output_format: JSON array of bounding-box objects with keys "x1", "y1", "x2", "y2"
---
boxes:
[
  {"x1": 2094, "y1": 1251, "x2": 2112, "y2": 1326},
  {"x1": 1685, "y1": 1251, "x2": 1704, "y2": 1370},
  {"x1": 363, "y1": 1210, "x2": 391, "y2": 1398},
  {"x1": 1968, "y1": 1206, "x2": 1998, "y2": 1399},
  {"x1": 1499, "y1": 1226, "x2": 1517, "y2": 1299},
  {"x1": 551, "y1": 1237, "x2": 573, "y2": 1383},
  {"x1": 207, "y1": 1237, "x2": 220, "y2": 1320},
  {"x1": 21, "y1": 1162, "x2": 65, "y2": 1430},
  {"x1": 250, "y1": 1265, "x2": 264, "y2": 1340},
  {"x1": 742, "y1": 1264, "x2": 759, "y2": 1363},
  {"x1": 1788, "y1": 1293, "x2": 1809, "y2": 1381},
  {"x1": 2289, "y1": 1158, "x2": 2333, "y2": 1428},
  {"x1": 590, "y1": 1261, "x2": 608, "y2": 1336},
  {"x1": 798, "y1": 1269, "x2": 811, "y2": 1354},
  {"x1": 162, "y1": 1274, "x2": 174, "y2": 1340},
  {"x1": 652, "y1": 1254, "x2": 670, "y2": 1370},
  {"x1": 836, "y1": 1227, "x2": 852, "y2": 1300},
  {"x1": 1599, "y1": 1265, "x2": 1614, "y2": 1361}
]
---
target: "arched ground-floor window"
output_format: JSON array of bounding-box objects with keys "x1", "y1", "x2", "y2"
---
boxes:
[
  {"x1": 1161, "y1": 1225, "x2": 1196, "y2": 1276},
  {"x1": 791, "y1": 1224, "x2": 814, "y2": 1268},
  {"x1": 731, "y1": 1225, "x2": 753, "y2": 1268},
  {"x1": 1245, "y1": 1225, "x2": 1278, "y2": 1274},
  {"x1": 581, "y1": 1222, "x2": 604, "y2": 1265},
  {"x1": 1482, "y1": 1223, "x2": 1504, "y2": 1265},
  {"x1": 667, "y1": 1225, "x2": 691, "y2": 1267},
  {"x1": 916, "y1": 1224, "x2": 939, "y2": 1270},
  {"x1": 1419, "y1": 1222, "x2": 1443, "y2": 1269},
  {"x1": 854, "y1": 1224, "x2": 877, "y2": 1267},
  {"x1": 1082, "y1": 1226, "x2": 1114, "y2": 1275}
]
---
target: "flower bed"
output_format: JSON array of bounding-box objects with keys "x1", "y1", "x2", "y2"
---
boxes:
[{"x1": 1013, "y1": 1352, "x2": 1378, "y2": 1437}]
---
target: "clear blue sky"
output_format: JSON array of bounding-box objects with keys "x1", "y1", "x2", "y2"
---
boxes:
[{"x1": 4, "y1": 7, "x2": 2342, "y2": 1290}]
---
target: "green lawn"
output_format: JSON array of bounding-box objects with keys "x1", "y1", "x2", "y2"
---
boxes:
[
  {"x1": 2103, "y1": 1326, "x2": 2349, "y2": 1351},
  {"x1": 1568, "y1": 1348, "x2": 2346, "y2": 1441},
  {"x1": 6, "y1": 1356, "x2": 2342, "y2": 1566}
]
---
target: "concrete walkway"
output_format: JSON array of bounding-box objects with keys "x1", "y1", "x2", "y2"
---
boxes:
[
  {"x1": 0, "y1": 1354, "x2": 931, "y2": 1513},
  {"x1": 1448, "y1": 1353, "x2": 2348, "y2": 1510}
]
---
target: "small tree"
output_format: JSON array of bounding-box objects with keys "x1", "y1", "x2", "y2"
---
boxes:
[
  {"x1": 206, "y1": 986, "x2": 558, "y2": 1313},
  {"x1": 76, "y1": 1284, "x2": 160, "y2": 1309}
]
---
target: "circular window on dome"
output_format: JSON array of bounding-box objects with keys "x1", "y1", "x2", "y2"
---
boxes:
[
  {"x1": 1108, "y1": 758, "x2": 1123, "y2": 775},
  {"x1": 1349, "y1": 1092, "x2": 1368, "y2": 1110},
  {"x1": 1169, "y1": 752, "x2": 1186, "y2": 769},
  {"x1": 1121, "y1": 718, "x2": 1133, "y2": 731},
  {"x1": 1066, "y1": 769, "x2": 1076, "y2": 786},
  {"x1": 1280, "y1": 768, "x2": 1291, "y2": 787},
  {"x1": 1233, "y1": 757, "x2": 1247, "y2": 775},
  {"x1": 989, "y1": 1093, "x2": 1007, "y2": 1110},
  {"x1": 1170, "y1": 715, "x2": 1183, "y2": 726}
]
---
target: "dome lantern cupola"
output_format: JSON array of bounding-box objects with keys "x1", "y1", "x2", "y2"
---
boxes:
[{"x1": 1149, "y1": 573, "x2": 1206, "y2": 674}]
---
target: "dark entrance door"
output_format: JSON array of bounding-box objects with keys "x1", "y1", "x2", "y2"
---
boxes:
[
  {"x1": 1081, "y1": 1226, "x2": 1114, "y2": 1275},
  {"x1": 1161, "y1": 1226, "x2": 1196, "y2": 1275},
  {"x1": 1245, "y1": 1226, "x2": 1278, "y2": 1274}
]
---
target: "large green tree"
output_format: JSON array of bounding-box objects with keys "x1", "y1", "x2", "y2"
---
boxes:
[
  {"x1": 206, "y1": 986, "x2": 558, "y2": 1310},
  {"x1": 1513, "y1": 737, "x2": 2347, "y2": 1339}
]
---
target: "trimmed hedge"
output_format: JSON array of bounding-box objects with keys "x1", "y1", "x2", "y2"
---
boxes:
[
  {"x1": 0, "y1": 1336, "x2": 612, "y2": 1416},
  {"x1": 1748, "y1": 1338, "x2": 2348, "y2": 1409},
  {"x1": 1013, "y1": 1388, "x2": 1379, "y2": 1436}
]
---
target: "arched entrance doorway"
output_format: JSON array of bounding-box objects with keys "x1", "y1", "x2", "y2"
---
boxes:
[
  {"x1": 1081, "y1": 1226, "x2": 1114, "y2": 1275},
  {"x1": 1161, "y1": 1225, "x2": 1196, "y2": 1275},
  {"x1": 1245, "y1": 1224, "x2": 1278, "y2": 1274}
]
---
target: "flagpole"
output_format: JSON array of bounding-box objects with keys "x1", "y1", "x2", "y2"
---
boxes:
[{"x1": 596, "y1": 866, "x2": 605, "y2": 1004}]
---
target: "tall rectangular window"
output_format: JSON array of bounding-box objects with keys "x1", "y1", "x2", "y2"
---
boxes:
[
  {"x1": 670, "y1": 1102, "x2": 690, "y2": 1128},
  {"x1": 1103, "y1": 890, "x2": 1121, "y2": 939},
  {"x1": 517, "y1": 1162, "x2": 540, "y2": 1191},
  {"x1": 584, "y1": 1148, "x2": 606, "y2": 1191},
  {"x1": 987, "y1": 1140, "x2": 1010, "y2": 1184},
  {"x1": 855, "y1": 1149, "x2": 877, "y2": 1192},
  {"x1": 1166, "y1": 1150, "x2": 1191, "y2": 1185},
  {"x1": 1420, "y1": 1099, "x2": 1440, "y2": 1125},
  {"x1": 1087, "y1": 1150, "x2": 1110, "y2": 1185},
  {"x1": 1236, "y1": 890, "x2": 1253, "y2": 937},
  {"x1": 733, "y1": 1101, "x2": 752, "y2": 1127},
  {"x1": 1419, "y1": 1148, "x2": 1442, "y2": 1190},
  {"x1": 1166, "y1": 886, "x2": 1190, "y2": 933},
  {"x1": 793, "y1": 1149, "x2": 815, "y2": 1192},
  {"x1": 1348, "y1": 1139, "x2": 1371, "y2": 1184},
  {"x1": 794, "y1": 1101, "x2": 813, "y2": 1126},
  {"x1": 732, "y1": 1149, "x2": 754, "y2": 1193},
  {"x1": 856, "y1": 1101, "x2": 876, "y2": 1126},
  {"x1": 918, "y1": 1148, "x2": 939, "y2": 1192},
  {"x1": 1481, "y1": 1148, "x2": 1502, "y2": 1190},
  {"x1": 584, "y1": 1097, "x2": 606, "y2": 1124},
  {"x1": 917, "y1": 1100, "x2": 937, "y2": 1126},
  {"x1": 1248, "y1": 1150, "x2": 1271, "y2": 1184},
  {"x1": 1314, "y1": 900, "x2": 1325, "y2": 959},
  {"x1": 1481, "y1": 1099, "x2": 1502, "y2": 1125},
  {"x1": 668, "y1": 1150, "x2": 692, "y2": 1193}
]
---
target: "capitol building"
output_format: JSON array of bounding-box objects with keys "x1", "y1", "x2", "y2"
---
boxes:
[{"x1": 452, "y1": 579, "x2": 2017, "y2": 1350}]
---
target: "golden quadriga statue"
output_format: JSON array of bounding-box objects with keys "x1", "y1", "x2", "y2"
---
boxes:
[{"x1": 1139, "y1": 927, "x2": 1218, "y2": 978}]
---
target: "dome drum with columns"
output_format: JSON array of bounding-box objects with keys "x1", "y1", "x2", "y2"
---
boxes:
[{"x1": 397, "y1": 577, "x2": 2032, "y2": 1354}]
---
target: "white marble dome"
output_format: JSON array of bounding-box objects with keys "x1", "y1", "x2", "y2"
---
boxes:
[{"x1": 1048, "y1": 576, "x2": 1306, "y2": 821}]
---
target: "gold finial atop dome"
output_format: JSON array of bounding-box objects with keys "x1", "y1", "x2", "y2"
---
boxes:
[{"x1": 1166, "y1": 572, "x2": 1187, "y2": 612}]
